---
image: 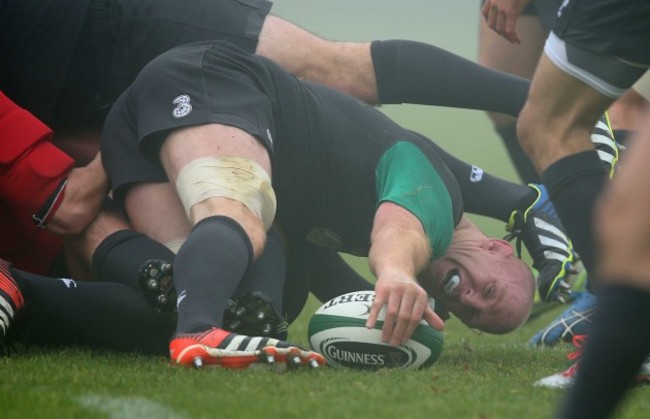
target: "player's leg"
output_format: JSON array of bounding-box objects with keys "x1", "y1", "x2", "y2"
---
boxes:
[
  {"x1": 61, "y1": 198, "x2": 178, "y2": 314},
  {"x1": 517, "y1": 53, "x2": 613, "y2": 276},
  {"x1": 258, "y1": 10, "x2": 532, "y2": 113},
  {"x1": 478, "y1": 13, "x2": 547, "y2": 183},
  {"x1": 159, "y1": 124, "x2": 272, "y2": 332},
  {"x1": 4, "y1": 264, "x2": 173, "y2": 355},
  {"x1": 558, "y1": 110, "x2": 650, "y2": 419},
  {"x1": 124, "y1": 181, "x2": 290, "y2": 337},
  {"x1": 256, "y1": 15, "x2": 375, "y2": 103},
  {"x1": 224, "y1": 225, "x2": 290, "y2": 340},
  {"x1": 149, "y1": 123, "x2": 322, "y2": 369}
]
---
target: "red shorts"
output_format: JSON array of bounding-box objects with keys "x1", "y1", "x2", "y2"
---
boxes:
[
  {"x1": 0, "y1": 91, "x2": 73, "y2": 273},
  {"x1": 0, "y1": 204, "x2": 63, "y2": 275}
]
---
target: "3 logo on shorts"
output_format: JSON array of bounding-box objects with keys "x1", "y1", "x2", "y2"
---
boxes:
[
  {"x1": 172, "y1": 95, "x2": 192, "y2": 118},
  {"x1": 470, "y1": 165, "x2": 484, "y2": 183}
]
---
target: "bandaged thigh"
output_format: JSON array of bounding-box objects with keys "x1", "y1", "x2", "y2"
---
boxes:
[{"x1": 175, "y1": 156, "x2": 276, "y2": 230}]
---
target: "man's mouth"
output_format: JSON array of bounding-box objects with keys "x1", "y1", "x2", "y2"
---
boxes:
[{"x1": 442, "y1": 269, "x2": 460, "y2": 295}]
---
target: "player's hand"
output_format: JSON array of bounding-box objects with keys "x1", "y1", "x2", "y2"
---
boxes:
[
  {"x1": 481, "y1": 0, "x2": 531, "y2": 44},
  {"x1": 366, "y1": 271, "x2": 444, "y2": 346}
]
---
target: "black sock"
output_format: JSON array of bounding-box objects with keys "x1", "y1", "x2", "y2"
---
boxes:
[
  {"x1": 421, "y1": 133, "x2": 533, "y2": 222},
  {"x1": 10, "y1": 268, "x2": 172, "y2": 354},
  {"x1": 496, "y1": 124, "x2": 540, "y2": 184},
  {"x1": 371, "y1": 40, "x2": 529, "y2": 116},
  {"x1": 233, "y1": 227, "x2": 285, "y2": 315},
  {"x1": 92, "y1": 229, "x2": 176, "y2": 292},
  {"x1": 308, "y1": 248, "x2": 374, "y2": 303},
  {"x1": 174, "y1": 216, "x2": 253, "y2": 333},
  {"x1": 558, "y1": 285, "x2": 650, "y2": 419},
  {"x1": 541, "y1": 151, "x2": 607, "y2": 276}
]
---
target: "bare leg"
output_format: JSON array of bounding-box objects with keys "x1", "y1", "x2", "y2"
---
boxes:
[
  {"x1": 478, "y1": 14, "x2": 546, "y2": 183},
  {"x1": 125, "y1": 182, "x2": 191, "y2": 251},
  {"x1": 518, "y1": 55, "x2": 612, "y2": 172},
  {"x1": 63, "y1": 207, "x2": 131, "y2": 280},
  {"x1": 159, "y1": 124, "x2": 271, "y2": 257},
  {"x1": 517, "y1": 54, "x2": 613, "y2": 275},
  {"x1": 256, "y1": 16, "x2": 377, "y2": 103}
]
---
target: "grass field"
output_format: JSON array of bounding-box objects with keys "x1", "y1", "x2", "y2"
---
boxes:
[{"x1": 1, "y1": 1, "x2": 648, "y2": 418}]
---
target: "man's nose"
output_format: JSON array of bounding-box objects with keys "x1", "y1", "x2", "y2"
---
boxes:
[{"x1": 459, "y1": 288, "x2": 487, "y2": 309}]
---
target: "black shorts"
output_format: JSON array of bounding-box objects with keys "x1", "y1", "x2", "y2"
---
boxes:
[
  {"x1": 103, "y1": 0, "x2": 273, "y2": 105},
  {"x1": 553, "y1": 0, "x2": 650, "y2": 65},
  {"x1": 101, "y1": 41, "x2": 276, "y2": 204}
]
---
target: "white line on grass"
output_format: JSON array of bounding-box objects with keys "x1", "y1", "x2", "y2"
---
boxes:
[{"x1": 78, "y1": 393, "x2": 185, "y2": 419}]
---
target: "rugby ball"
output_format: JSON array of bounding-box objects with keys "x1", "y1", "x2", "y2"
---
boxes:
[{"x1": 308, "y1": 291, "x2": 444, "y2": 370}]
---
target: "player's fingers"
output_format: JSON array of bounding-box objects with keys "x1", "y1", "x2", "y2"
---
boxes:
[
  {"x1": 504, "y1": 14, "x2": 521, "y2": 44},
  {"x1": 495, "y1": 12, "x2": 507, "y2": 36},
  {"x1": 382, "y1": 290, "x2": 403, "y2": 344},
  {"x1": 423, "y1": 306, "x2": 445, "y2": 331},
  {"x1": 401, "y1": 296, "x2": 427, "y2": 344},
  {"x1": 484, "y1": 5, "x2": 498, "y2": 29},
  {"x1": 366, "y1": 289, "x2": 386, "y2": 329},
  {"x1": 389, "y1": 292, "x2": 417, "y2": 346}
]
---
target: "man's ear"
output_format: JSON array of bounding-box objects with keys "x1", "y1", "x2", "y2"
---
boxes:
[{"x1": 481, "y1": 238, "x2": 514, "y2": 256}]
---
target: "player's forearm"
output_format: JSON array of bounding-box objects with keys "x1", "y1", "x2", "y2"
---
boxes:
[
  {"x1": 369, "y1": 202, "x2": 431, "y2": 280},
  {"x1": 369, "y1": 227, "x2": 430, "y2": 281},
  {"x1": 46, "y1": 153, "x2": 109, "y2": 235}
]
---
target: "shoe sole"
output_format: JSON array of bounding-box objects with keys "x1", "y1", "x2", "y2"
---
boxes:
[{"x1": 173, "y1": 344, "x2": 325, "y2": 370}]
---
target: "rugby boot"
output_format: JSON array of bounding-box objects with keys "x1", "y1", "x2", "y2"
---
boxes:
[
  {"x1": 591, "y1": 113, "x2": 619, "y2": 178},
  {"x1": 529, "y1": 291, "x2": 597, "y2": 346},
  {"x1": 169, "y1": 327, "x2": 325, "y2": 370},
  {"x1": 223, "y1": 292, "x2": 289, "y2": 340},
  {"x1": 505, "y1": 184, "x2": 576, "y2": 303},
  {"x1": 0, "y1": 258, "x2": 24, "y2": 350},
  {"x1": 534, "y1": 334, "x2": 650, "y2": 389},
  {"x1": 139, "y1": 259, "x2": 176, "y2": 317}
]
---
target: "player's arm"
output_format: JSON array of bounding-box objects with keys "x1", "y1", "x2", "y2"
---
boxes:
[
  {"x1": 367, "y1": 201, "x2": 444, "y2": 346},
  {"x1": 46, "y1": 151, "x2": 109, "y2": 235},
  {"x1": 366, "y1": 141, "x2": 452, "y2": 345},
  {"x1": 0, "y1": 92, "x2": 107, "y2": 235}
]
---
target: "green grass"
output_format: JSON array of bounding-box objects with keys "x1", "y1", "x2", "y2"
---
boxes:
[
  {"x1": 2, "y1": 305, "x2": 649, "y2": 418},
  {"x1": 3, "y1": 1, "x2": 648, "y2": 418}
]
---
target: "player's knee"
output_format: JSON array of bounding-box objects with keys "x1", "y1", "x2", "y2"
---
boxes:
[
  {"x1": 516, "y1": 105, "x2": 543, "y2": 156},
  {"x1": 175, "y1": 156, "x2": 276, "y2": 257}
]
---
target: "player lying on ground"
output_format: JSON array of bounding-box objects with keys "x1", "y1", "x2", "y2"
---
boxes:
[
  {"x1": 4, "y1": 0, "x2": 616, "y2": 300},
  {"x1": 4, "y1": 1, "x2": 622, "y2": 353},
  {"x1": 0, "y1": 81, "x2": 568, "y2": 366},
  {"x1": 6, "y1": 0, "x2": 620, "y2": 349},
  {"x1": 96, "y1": 40, "x2": 573, "y2": 368}
]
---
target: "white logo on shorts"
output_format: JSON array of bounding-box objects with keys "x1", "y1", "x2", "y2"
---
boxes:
[
  {"x1": 58, "y1": 278, "x2": 78, "y2": 288},
  {"x1": 172, "y1": 95, "x2": 192, "y2": 118},
  {"x1": 557, "y1": 0, "x2": 570, "y2": 17},
  {"x1": 470, "y1": 165, "x2": 484, "y2": 183},
  {"x1": 177, "y1": 290, "x2": 187, "y2": 309}
]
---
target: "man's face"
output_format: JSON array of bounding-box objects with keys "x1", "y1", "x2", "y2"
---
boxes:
[{"x1": 418, "y1": 239, "x2": 534, "y2": 334}]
